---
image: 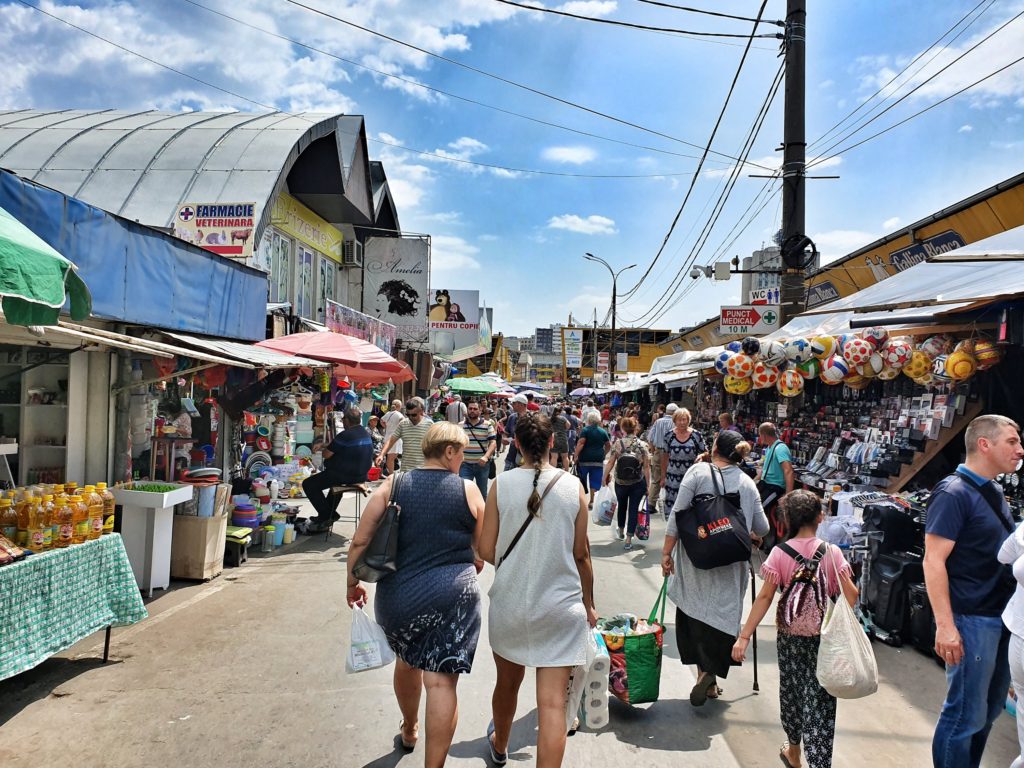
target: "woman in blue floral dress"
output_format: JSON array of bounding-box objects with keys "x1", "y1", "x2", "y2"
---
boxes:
[{"x1": 660, "y1": 408, "x2": 707, "y2": 518}]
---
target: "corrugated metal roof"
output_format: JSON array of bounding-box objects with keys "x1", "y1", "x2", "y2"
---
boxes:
[{"x1": 160, "y1": 331, "x2": 329, "y2": 369}]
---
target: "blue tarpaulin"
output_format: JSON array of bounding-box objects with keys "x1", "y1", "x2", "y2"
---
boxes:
[{"x1": 0, "y1": 170, "x2": 266, "y2": 341}]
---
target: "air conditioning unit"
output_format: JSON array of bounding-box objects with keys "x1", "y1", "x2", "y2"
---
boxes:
[{"x1": 342, "y1": 240, "x2": 363, "y2": 267}]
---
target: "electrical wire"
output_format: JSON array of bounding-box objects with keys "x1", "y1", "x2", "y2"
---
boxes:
[
  {"x1": 283, "y1": 0, "x2": 776, "y2": 169},
  {"x1": 635, "y1": 0, "x2": 782, "y2": 26},
  {"x1": 619, "y1": 0, "x2": 770, "y2": 301},
  {"x1": 492, "y1": 0, "x2": 780, "y2": 38},
  {"x1": 176, "y1": 0, "x2": 724, "y2": 166}
]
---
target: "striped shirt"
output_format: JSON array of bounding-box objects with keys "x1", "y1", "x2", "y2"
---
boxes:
[
  {"x1": 462, "y1": 418, "x2": 496, "y2": 461},
  {"x1": 393, "y1": 418, "x2": 433, "y2": 470}
]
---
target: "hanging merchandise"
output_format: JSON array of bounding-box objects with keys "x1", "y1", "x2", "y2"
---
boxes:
[
  {"x1": 760, "y1": 340, "x2": 788, "y2": 368},
  {"x1": 902, "y1": 350, "x2": 932, "y2": 379},
  {"x1": 795, "y1": 357, "x2": 822, "y2": 379},
  {"x1": 725, "y1": 354, "x2": 755, "y2": 379},
  {"x1": 783, "y1": 337, "x2": 814, "y2": 364},
  {"x1": 842, "y1": 337, "x2": 874, "y2": 367},
  {"x1": 724, "y1": 375, "x2": 753, "y2": 395},
  {"x1": 945, "y1": 350, "x2": 977, "y2": 381},
  {"x1": 845, "y1": 374, "x2": 870, "y2": 390},
  {"x1": 821, "y1": 354, "x2": 850, "y2": 384},
  {"x1": 740, "y1": 337, "x2": 761, "y2": 357},
  {"x1": 714, "y1": 349, "x2": 734, "y2": 375},
  {"x1": 857, "y1": 353, "x2": 884, "y2": 378},
  {"x1": 877, "y1": 364, "x2": 901, "y2": 380},
  {"x1": 776, "y1": 369, "x2": 804, "y2": 398},
  {"x1": 725, "y1": 340, "x2": 742, "y2": 353},
  {"x1": 881, "y1": 338, "x2": 913, "y2": 370},
  {"x1": 811, "y1": 335, "x2": 836, "y2": 360},
  {"x1": 860, "y1": 326, "x2": 890, "y2": 349},
  {"x1": 973, "y1": 339, "x2": 1003, "y2": 370},
  {"x1": 751, "y1": 362, "x2": 780, "y2": 390},
  {"x1": 919, "y1": 334, "x2": 954, "y2": 360},
  {"x1": 930, "y1": 355, "x2": 953, "y2": 383}
]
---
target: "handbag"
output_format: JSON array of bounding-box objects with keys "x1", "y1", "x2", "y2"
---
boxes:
[
  {"x1": 351, "y1": 471, "x2": 405, "y2": 583},
  {"x1": 676, "y1": 464, "x2": 752, "y2": 570},
  {"x1": 815, "y1": 545, "x2": 878, "y2": 698},
  {"x1": 496, "y1": 470, "x2": 567, "y2": 569}
]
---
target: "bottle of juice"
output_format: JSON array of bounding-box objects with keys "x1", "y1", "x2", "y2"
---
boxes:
[
  {"x1": 96, "y1": 482, "x2": 115, "y2": 535},
  {"x1": 52, "y1": 484, "x2": 66, "y2": 506},
  {"x1": 65, "y1": 482, "x2": 78, "y2": 497},
  {"x1": 0, "y1": 498, "x2": 17, "y2": 542},
  {"x1": 53, "y1": 497, "x2": 73, "y2": 548},
  {"x1": 26, "y1": 498, "x2": 46, "y2": 552},
  {"x1": 40, "y1": 494, "x2": 55, "y2": 550},
  {"x1": 14, "y1": 494, "x2": 30, "y2": 547},
  {"x1": 69, "y1": 495, "x2": 89, "y2": 545},
  {"x1": 83, "y1": 485, "x2": 103, "y2": 540}
]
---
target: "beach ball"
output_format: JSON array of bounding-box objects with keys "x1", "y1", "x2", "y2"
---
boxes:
[
  {"x1": 974, "y1": 339, "x2": 1002, "y2": 370},
  {"x1": 751, "y1": 362, "x2": 780, "y2": 389},
  {"x1": 726, "y1": 340, "x2": 743, "y2": 353},
  {"x1": 784, "y1": 338, "x2": 814, "y2": 364},
  {"x1": 861, "y1": 327, "x2": 890, "y2": 349},
  {"x1": 920, "y1": 334, "x2": 954, "y2": 360},
  {"x1": 777, "y1": 369, "x2": 805, "y2": 398},
  {"x1": 714, "y1": 350, "x2": 734, "y2": 375},
  {"x1": 858, "y1": 352, "x2": 884, "y2": 378},
  {"x1": 821, "y1": 354, "x2": 850, "y2": 383},
  {"x1": 931, "y1": 355, "x2": 952, "y2": 382},
  {"x1": 842, "y1": 337, "x2": 874, "y2": 367},
  {"x1": 811, "y1": 335, "x2": 836, "y2": 360},
  {"x1": 902, "y1": 350, "x2": 931, "y2": 379},
  {"x1": 741, "y1": 336, "x2": 761, "y2": 358},
  {"x1": 946, "y1": 350, "x2": 977, "y2": 381},
  {"x1": 954, "y1": 339, "x2": 975, "y2": 355},
  {"x1": 724, "y1": 375, "x2": 753, "y2": 395},
  {"x1": 726, "y1": 353, "x2": 755, "y2": 378},
  {"x1": 878, "y1": 365, "x2": 901, "y2": 380},
  {"x1": 795, "y1": 358, "x2": 822, "y2": 380},
  {"x1": 881, "y1": 338, "x2": 913, "y2": 370},
  {"x1": 760, "y1": 340, "x2": 788, "y2": 368}
]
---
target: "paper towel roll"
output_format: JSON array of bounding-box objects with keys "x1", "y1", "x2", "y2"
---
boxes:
[{"x1": 588, "y1": 656, "x2": 609, "y2": 675}]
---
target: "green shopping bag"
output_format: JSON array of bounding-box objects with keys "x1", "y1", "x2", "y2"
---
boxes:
[{"x1": 601, "y1": 578, "x2": 667, "y2": 705}]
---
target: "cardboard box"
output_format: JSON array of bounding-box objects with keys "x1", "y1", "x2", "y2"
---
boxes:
[{"x1": 171, "y1": 512, "x2": 228, "y2": 581}]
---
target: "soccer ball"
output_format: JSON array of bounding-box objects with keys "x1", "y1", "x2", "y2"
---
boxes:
[
  {"x1": 861, "y1": 327, "x2": 890, "y2": 349},
  {"x1": 920, "y1": 334, "x2": 954, "y2": 360},
  {"x1": 842, "y1": 337, "x2": 874, "y2": 366},
  {"x1": 931, "y1": 354, "x2": 952, "y2": 382},
  {"x1": 714, "y1": 350, "x2": 734, "y2": 375},
  {"x1": 811, "y1": 335, "x2": 836, "y2": 360},
  {"x1": 858, "y1": 353, "x2": 884, "y2": 378},
  {"x1": 760, "y1": 341, "x2": 788, "y2": 368},
  {"x1": 821, "y1": 354, "x2": 850, "y2": 383},
  {"x1": 724, "y1": 375, "x2": 753, "y2": 395},
  {"x1": 741, "y1": 336, "x2": 761, "y2": 357},
  {"x1": 784, "y1": 337, "x2": 814, "y2": 364},
  {"x1": 845, "y1": 374, "x2": 870, "y2": 390},
  {"x1": 752, "y1": 362, "x2": 780, "y2": 389},
  {"x1": 878, "y1": 365, "x2": 900, "y2": 381},
  {"x1": 914, "y1": 373, "x2": 936, "y2": 388},
  {"x1": 954, "y1": 339, "x2": 975, "y2": 355},
  {"x1": 777, "y1": 370, "x2": 805, "y2": 398},
  {"x1": 795, "y1": 358, "x2": 822, "y2": 379},
  {"x1": 726, "y1": 340, "x2": 743, "y2": 353},
  {"x1": 881, "y1": 338, "x2": 913, "y2": 370},
  {"x1": 945, "y1": 350, "x2": 977, "y2": 381},
  {"x1": 726, "y1": 353, "x2": 755, "y2": 378},
  {"x1": 973, "y1": 339, "x2": 1002, "y2": 370},
  {"x1": 902, "y1": 350, "x2": 931, "y2": 379}
]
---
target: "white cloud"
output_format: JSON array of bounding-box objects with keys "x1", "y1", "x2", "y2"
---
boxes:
[
  {"x1": 811, "y1": 229, "x2": 878, "y2": 264},
  {"x1": 547, "y1": 214, "x2": 618, "y2": 235},
  {"x1": 431, "y1": 235, "x2": 482, "y2": 272},
  {"x1": 703, "y1": 153, "x2": 842, "y2": 180},
  {"x1": 958, "y1": 124, "x2": 974, "y2": 133},
  {"x1": 478, "y1": 234, "x2": 499, "y2": 242},
  {"x1": 557, "y1": 2, "x2": 618, "y2": 16},
  {"x1": 541, "y1": 145, "x2": 597, "y2": 164},
  {"x1": 882, "y1": 216, "x2": 902, "y2": 230}
]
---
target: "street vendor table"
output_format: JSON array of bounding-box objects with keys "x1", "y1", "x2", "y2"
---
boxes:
[{"x1": 0, "y1": 534, "x2": 148, "y2": 681}]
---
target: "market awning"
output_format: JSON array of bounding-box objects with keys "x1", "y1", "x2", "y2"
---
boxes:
[
  {"x1": 763, "y1": 304, "x2": 975, "y2": 341},
  {"x1": 159, "y1": 331, "x2": 329, "y2": 369},
  {"x1": 52, "y1": 322, "x2": 253, "y2": 368}
]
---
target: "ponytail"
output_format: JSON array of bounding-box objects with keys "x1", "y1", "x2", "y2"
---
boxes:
[{"x1": 527, "y1": 466, "x2": 542, "y2": 517}]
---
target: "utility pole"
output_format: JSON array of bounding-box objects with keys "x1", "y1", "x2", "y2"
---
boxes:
[
  {"x1": 583, "y1": 253, "x2": 636, "y2": 385},
  {"x1": 779, "y1": 0, "x2": 807, "y2": 325},
  {"x1": 592, "y1": 308, "x2": 598, "y2": 387}
]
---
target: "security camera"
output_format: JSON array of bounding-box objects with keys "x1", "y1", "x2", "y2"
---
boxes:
[{"x1": 690, "y1": 267, "x2": 702, "y2": 280}]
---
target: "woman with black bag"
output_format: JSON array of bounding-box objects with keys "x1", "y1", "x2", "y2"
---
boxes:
[{"x1": 660, "y1": 430, "x2": 769, "y2": 707}]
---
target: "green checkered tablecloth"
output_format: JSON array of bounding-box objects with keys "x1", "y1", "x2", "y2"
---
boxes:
[{"x1": 0, "y1": 533, "x2": 148, "y2": 680}]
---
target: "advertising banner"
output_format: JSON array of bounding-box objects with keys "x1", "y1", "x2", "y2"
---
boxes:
[
  {"x1": 270, "y1": 192, "x2": 343, "y2": 262},
  {"x1": 326, "y1": 300, "x2": 397, "y2": 355},
  {"x1": 174, "y1": 202, "x2": 256, "y2": 259},
  {"x1": 719, "y1": 305, "x2": 781, "y2": 335},
  {"x1": 427, "y1": 289, "x2": 480, "y2": 329},
  {"x1": 563, "y1": 328, "x2": 583, "y2": 369},
  {"x1": 363, "y1": 236, "x2": 429, "y2": 343}
]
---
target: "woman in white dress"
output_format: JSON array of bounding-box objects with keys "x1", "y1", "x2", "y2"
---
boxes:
[{"x1": 480, "y1": 413, "x2": 598, "y2": 768}]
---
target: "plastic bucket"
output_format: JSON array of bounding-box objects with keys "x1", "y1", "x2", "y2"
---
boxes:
[{"x1": 197, "y1": 485, "x2": 217, "y2": 518}]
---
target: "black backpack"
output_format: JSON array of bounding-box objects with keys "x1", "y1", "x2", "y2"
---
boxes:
[{"x1": 615, "y1": 438, "x2": 644, "y2": 483}]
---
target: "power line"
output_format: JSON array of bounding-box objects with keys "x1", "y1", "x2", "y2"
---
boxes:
[
  {"x1": 635, "y1": 0, "x2": 782, "y2": 26},
  {"x1": 283, "y1": 0, "x2": 775, "y2": 170},
  {"x1": 620, "y1": 0, "x2": 771, "y2": 301},
  {"x1": 492, "y1": 0, "x2": 780, "y2": 38}
]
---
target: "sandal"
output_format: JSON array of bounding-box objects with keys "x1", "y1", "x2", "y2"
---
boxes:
[
  {"x1": 397, "y1": 720, "x2": 417, "y2": 752},
  {"x1": 779, "y1": 743, "x2": 800, "y2": 767},
  {"x1": 689, "y1": 672, "x2": 717, "y2": 706}
]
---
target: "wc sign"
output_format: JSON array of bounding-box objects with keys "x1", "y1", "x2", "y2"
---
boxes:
[{"x1": 748, "y1": 287, "x2": 780, "y2": 305}]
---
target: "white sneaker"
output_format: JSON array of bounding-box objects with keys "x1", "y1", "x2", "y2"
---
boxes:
[{"x1": 615, "y1": 527, "x2": 624, "y2": 540}]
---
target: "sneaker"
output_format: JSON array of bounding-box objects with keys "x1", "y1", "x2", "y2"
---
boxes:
[
  {"x1": 615, "y1": 528, "x2": 624, "y2": 541},
  {"x1": 624, "y1": 541, "x2": 633, "y2": 551},
  {"x1": 486, "y1": 720, "x2": 508, "y2": 766}
]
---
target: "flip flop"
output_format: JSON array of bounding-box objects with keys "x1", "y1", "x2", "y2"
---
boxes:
[
  {"x1": 779, "y1": 743, "x2": 800, "y2": 767},
  {"x1": 397, "y1": 720, "x2": 417, "y2": 752},
  {"x1": 689, "y1": 672, "x2": 716, "y2": 706}
]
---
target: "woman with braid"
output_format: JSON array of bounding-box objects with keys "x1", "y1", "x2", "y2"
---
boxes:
[{"x1": 480, "y1": 414, "x2": 598, "y2": 767}]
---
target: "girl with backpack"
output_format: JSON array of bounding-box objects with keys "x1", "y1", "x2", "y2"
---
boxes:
[
  {"x1": 605, "y1": 416, "x2": 651, "y2": 551},
  {"x1": 732, "y1": 490, "x2": 859, "y2": 768}
]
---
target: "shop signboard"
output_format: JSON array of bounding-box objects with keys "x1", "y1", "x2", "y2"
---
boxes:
[
  {"x1": 748, "y1": 288, "x2": 780, "y2": 305},
  {"x1": 597, "y1": 352, "x2": 609, "y2": 371},
  {"x1": 719, "y1": 305, "x2": 781, "y2": 335},
  {"x1": 616, "y1": 352, "x2": 628, "y2": 371},
  {"x1": 363, "y1": 236, "x2": 429, "y2": 343},
  {"x1": 269, "y1": 192, "x2": 343, "y2": 262},
  {"x1": 325, "y1": 300, "x2": 397, "y2": 355},
  {"x1": 174, "y1": 202, "x2": 256, "y2": 259},
  {"x1": 428, "y1": 289, "x2": 480, "y2": 330},
  {"x1": 563, "y1": 328, "x2": 583, "y2": 369}
]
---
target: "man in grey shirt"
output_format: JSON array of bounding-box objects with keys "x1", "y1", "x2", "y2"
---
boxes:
[
  {"x1": 445, "y1": 394, "x2": 467, "y2": 424},
  {"x1": 646, "y1": 403, "x2": 677, "y2": 512}
]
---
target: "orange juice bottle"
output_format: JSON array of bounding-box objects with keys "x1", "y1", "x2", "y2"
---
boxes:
[
  {"x1": 0, "y1": 498, "x2": 17, "y2": 542},
  {"x1": 96, "y1": 482, "x2": 115, "y2": 535},
  {"x1": 52, "y1": 497, "x2": 73, "y2": 548},
  {"x1": 40, "y1": 494, "x2": 55, "y2": 550},
  {"x1": 65, "y1": 482, "x2": 78, "y2": 497},
  {"x1": 83, "y1": 485, "x2": 103, "y2": 540},
  {"x1": 26, "y1": 499, "x2": 46, "y2": 551},
  {"x1": 14, "y1": 494, "x2": 30, "y2": 547},
  {"x1": 69, "y1": 495, "x2": 89, "y2": 544},
  {"x1": 52, "y1": 484, "x2": 66, "y2": 505}
]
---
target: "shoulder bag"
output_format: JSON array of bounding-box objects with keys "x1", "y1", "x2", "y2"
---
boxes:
[
  {"x1": 676, "y1": 464, "x2": 752, "y2": 570},
  {"x1": 496, "y1": 470, "x2": 567, "y2": 569},
  {"x1": 468, "y1": 424, "x2": 498, "y2": 480},
  {"x1": 351, "y1": 471, "x2": 405, "y2": 583}
]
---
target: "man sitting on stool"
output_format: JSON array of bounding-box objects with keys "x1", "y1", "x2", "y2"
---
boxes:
[{"x1": 302, "y1": 406, "x2": 373, "y2": 531}]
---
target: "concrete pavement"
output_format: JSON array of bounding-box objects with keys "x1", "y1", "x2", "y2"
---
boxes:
[{"x1": 0, "y1": 482, "x2": 1020, "y2": 767}]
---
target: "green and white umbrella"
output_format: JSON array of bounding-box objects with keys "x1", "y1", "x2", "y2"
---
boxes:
[
  {"x1": 446, "y1": 376, "x2": 499, "y2": 394},
  {"x1": 0, "y1": 205, "x2": 91, "y2": 326}
]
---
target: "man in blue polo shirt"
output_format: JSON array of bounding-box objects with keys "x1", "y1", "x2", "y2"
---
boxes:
[
  {"x1": 925, "y1": 414, "x2": 1024, "y2": 768},
  {"x1": 302, "y1": 406, "x2": 374, "y2": 530}
]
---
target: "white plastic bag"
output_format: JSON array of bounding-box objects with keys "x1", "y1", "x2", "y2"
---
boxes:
[
  {"x1": 346, "y1": 605, "x2": 396, "y2": 673},
  {"x1": 592, "y1": 484, "x2": 616, "y2": 526},
  {"x1": 815, "y1": 547, "x2": 878, "y2": 699}
]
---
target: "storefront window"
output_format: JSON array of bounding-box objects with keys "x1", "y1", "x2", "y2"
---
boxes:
[
  {"x1": 317, "y1": 256, "x2": 337, "y2": 323},
  {"x1": 295, "y1": 245, "x2": 315, "y2": 319},
  {"x1": 270, "y1": 232, "x2": 293, "y2": 305}
]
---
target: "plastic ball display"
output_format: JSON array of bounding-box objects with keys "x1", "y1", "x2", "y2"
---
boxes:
[
  {"x1": 861, "y1": 326, "x2": 890, "y2": 349},
  {"x1": 858, "y1": 353, "x2": 884, "y2": 378},
  {"x1": 726, "y1": 340, "x2": 743, "y2": 353},
  {"x1": 913, "y1": 373, "x2": 936, "y2": 387},
  {"x1": 784, "y1": 337, "x2": 814, "y2": 364},
  {"x1": 796, "y1": 358, "x2": 822, "y2": 379},
  {"x1": 973, "y1": 339, "x2": 1002, "y2": 370},
  {"x1": 842, "y1": 337, "x2": 874, "y2": 367},
  {"x1": 954, "y1": 339, "x2": 975, "y2": 355},
  {"x1": 714, "y1": 349, "x2": 734, "y2": 375},
  {"x1": 930, "y1": 354, "x2": 952, "y2": 382},
  {"x1": 881, "y1": 338, "x2": 913, "y2": 370},
  {"x1": 725, "y1": 353, "x2": 755, "y2": 379},
  {"x1": 723, "y1": 375, "x2": 753, "y2": 395},
  {"x1": 945, "y1": 350, "x2": 977, "y2": 381},
  {"x1": 878, "y1": 365, "x2": 901, "y2": 380},
  {"x1": 902, "y1": 350, "x2": 932, "y2": 379},
  {"x1": 810, "y1": 336, "x2": 835, "y2": 359},
  {"x1": 821, "y1": 354, "x2": 850, "y2": 383},
  {"x1": 919, "y1": 334, "x2": 954, "y2": 360},
  {"x1": 741, "y1": 336, "x2": 761, "y2": 358},
  {"x1": 751, "y1": 362, "x2": 780, "y2": 389},
  {"x1": 845, "y1": 374, "x2": 870, "y2": 390},
  {"x1": 777, "y1": 370, "x2": 804, "y2": 398},
  {"x1": 760, "y1": 340, "x2": 787, "y2": 368}
]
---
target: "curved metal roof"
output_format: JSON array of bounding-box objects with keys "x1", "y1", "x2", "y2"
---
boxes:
[{"x1": 0, "y1": 109, "x2": 396, "y2": 245}]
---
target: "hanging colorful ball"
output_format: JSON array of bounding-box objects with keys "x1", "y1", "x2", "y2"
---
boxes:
[
  {"x1": 726, "y1": 353, "x2": 755, "y2": 379},
  {"x1": 751, "y1": 362, "x2": 780, "y2": 389},
  {"x1": 931, "y1": 354, "x2": 952, "y2": 382},
  {"x1": 810, "y1": 335, "x2": 836, "y2": 360},
  {"x1": 714, "y1": 349, "x2": 734, "y2": 375},
  {"x1": 842, "y1": 337, "x2": 875, "y2": 367},
  {"x1": 945, "y1": 350, "x2": 977, "y2": 381},
  {"x1": 878, "y1": 365, "x2": 901, "y2": 380},
  {"x1": 954, "y1": 339, "x2": 975, "y2": 355},
  {"x1": 919, "y1": 334, "x2": 954, "y2": 360},
  {"x1": 881, "y1": 338, "x2": 913, "y2": 370},
  {"x1": 913, "y1": 373, "x2": 936, "y2": 388},
  {"x1": 845, "y1": 374, "x2": 870, "y2": 390},
  {"x1": 741, "y1": 336, "x2": 761, "y2": 357},
  {"x1": 760, "y1": 340, "x2": 788, "y2": 368},
  {"x1": 858, "y1": 352, "x2": 884, "y2": 378},
  {"x1": 777, "y1": 369, "x2": 805, "y2": 398},
  {"x1": 902, "y1": 350, "x2": 932, "y2": 379},
  {"x1": 723, "y1": 375, "x2": 753, "y2": 395},
  {"x1": 861, "y1": 327, "x2": 890, "y2": 349},
  {"x1": 796, "y1": 357, "x2": 822, "y2": 379},
  {"x1": 973, "y1": 339, "x2": 1002, "y2": 370},
  {"x1": 821, "y1": 354, "x2": 850, "y2": 383},
  {"x1": 726, "y1": 340, "x2": 743, "y2": 353},
  {"x1": 784, "y1": 337, "x2": 814, "y2": 364}
]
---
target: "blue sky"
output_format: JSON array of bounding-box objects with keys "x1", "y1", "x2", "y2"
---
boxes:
[{"x1": 2, "y1": 0, "x2": 1023, "y2": 337}]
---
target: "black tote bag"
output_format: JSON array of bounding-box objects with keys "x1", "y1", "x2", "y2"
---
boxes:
[
  {"x1": 351, "y1": 472, "x2": 405, "y2": 583},
  {"x1": 676, "y1": 464, "x2": 752, "y2": 570}
]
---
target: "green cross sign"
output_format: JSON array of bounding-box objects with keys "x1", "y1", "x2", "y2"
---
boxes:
[{"x1": 762, "y1": 309, "x2": 778, "y2": 325}]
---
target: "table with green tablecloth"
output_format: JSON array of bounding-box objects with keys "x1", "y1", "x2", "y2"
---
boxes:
[{"x1": 0, "y1": 533, "x2": 148, "y2": 681}]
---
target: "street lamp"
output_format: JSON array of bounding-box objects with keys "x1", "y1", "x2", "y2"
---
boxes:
[{"x1": 583, "y1": 253, "x2": 636, "y2": 384}]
